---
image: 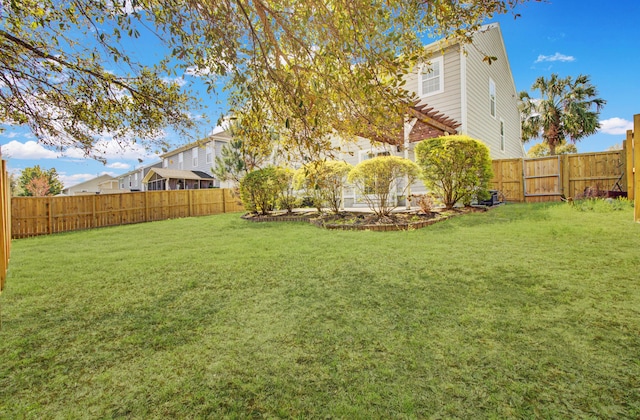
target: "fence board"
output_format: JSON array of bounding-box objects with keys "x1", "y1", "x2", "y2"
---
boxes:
[
  {"x1": 11, "y1": 188, "x2": 243, "y2": 239},
  {"x1": 490, "y1": 158, "x2": 523, "y2": 202},
  {"x1": 0, "y1": 160, "x2": 10, "y2": 293},
  {"x1": 492, "y1": 150, "x2": 626, "y2": 203}
]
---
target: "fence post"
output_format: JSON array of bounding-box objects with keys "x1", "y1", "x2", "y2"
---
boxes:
[
  {"x1": 188, "y1": 190, "x2": 193, "y2": 217},
  {"x1": 47, "y1": 197, "x2": 53, "y2": 234},
  {"x1": 626, "y1": 130, "x2": 634, "y2": 200},
  {"x1": 144, "y1": 192, "x2": 149, "y2": 222},
  {"x1": 222, "y1": 189, "x2": 227, "y2": 214},
  {"x1": 92, "y1": 195, "x2": 97, "y2": 229},
  {"x1": 634, "y1": 114, "x2": 640, "y2": 222},
  {"x1": 561, "y1": 154, "x2": 570, "y2": 197}
]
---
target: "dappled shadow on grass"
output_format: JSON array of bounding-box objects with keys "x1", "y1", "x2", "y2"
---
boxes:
[{"x1": 1, "y1": 206, "x2": 640, "y2": 417}]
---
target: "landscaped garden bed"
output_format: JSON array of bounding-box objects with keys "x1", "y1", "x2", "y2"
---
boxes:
[{"x1": 241, "y1": 206, "x2": 488, "y2": 231}]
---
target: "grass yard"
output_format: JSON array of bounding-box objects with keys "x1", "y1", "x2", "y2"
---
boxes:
[{"x1": 0, "y1": 201, "x2": 639, "y2": 418}]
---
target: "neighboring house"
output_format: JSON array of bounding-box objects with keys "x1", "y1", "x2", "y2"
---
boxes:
[
  {"x1": 98, "y1": 178, "x2": 120, "y2": 194},
  {"x1": 117, "y1": 161, "x2": 162, "y2": 192},
  {"x1": 334, "y1": 22, "x2": 524, "y2": 206},
  {"x1": 60, "y1": 174, "x2": 117, "y2": 196},
  {"x1": 142, "y1": 130, "x2": 233, "y2": 191}
]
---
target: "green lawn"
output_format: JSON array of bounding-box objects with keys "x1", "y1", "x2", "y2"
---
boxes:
[{"x1": 1, "y1": 201, "x2": 639, "y2": 418}]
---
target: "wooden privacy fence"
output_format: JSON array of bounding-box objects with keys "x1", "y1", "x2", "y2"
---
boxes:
[
  {"x1": 0, "y1": 159, "x2": 11, "y2": 293},
  {"x1": 11, "y1": 188, "x2": 244, "y2": 239},
  {"x1": 492, "y1": 150, "x2": 626, "y2": 203},
  {"x1": 626, "y1": 114, "x2": 640, "y2": 222}
]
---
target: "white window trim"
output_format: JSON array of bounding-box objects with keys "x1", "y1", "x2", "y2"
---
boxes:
[
  {"x1": 500, "y1": 118, "x2": 505, "y2": 152},
  {"x1": 206, "y1": 142, "x2": 213, "y2": 164},
  {"x1": 178, "y1": 152, "x2": 184, "y2": 170},
  {"x1": 419, "y1": 56, "x2": 444, "y2": 98},
  {"x1": 163, "y1": 158, "x2": 168, "y2": 168},
  {"x1": 489, "y1": 78, "x2": 496, "y2": 118},
  {"x1": 192, "y1": 147, "x2": 198, "y2": 167}
]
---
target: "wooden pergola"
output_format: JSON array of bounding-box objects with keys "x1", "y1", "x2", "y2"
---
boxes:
[{"x1": 369, "y1": 103, "x2": 461, "y2": 146}]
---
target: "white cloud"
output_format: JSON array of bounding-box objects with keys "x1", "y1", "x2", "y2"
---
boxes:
[
  {"x1": 59, "y1": 173, "x2": 96, "y2": 188},
  {"x1": 1, "y1": 140, "x2": 58, "y2": 159},
  {"x1": 1, "y1": 136, "x2": 158, "y2": 164},
  {"x1": 106, "y1": 162, "x2": 131, "y2": 170},
  {"x1": 162, "y1": 76, "x2": 187, "y2": 87},
  {"x1": 185, "y1": 66, "x2": 212, "y2": 77},
  {"x1": 599, "y1": 117, "x2": 633, "y2": 135},
  {"x1": 535, "y1": 53, "x2": 575, "y2": 63}
]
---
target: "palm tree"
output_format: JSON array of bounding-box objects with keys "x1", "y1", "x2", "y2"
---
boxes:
[{"x1": 519, "y1": 74, "x2": 606, "y2": 155}]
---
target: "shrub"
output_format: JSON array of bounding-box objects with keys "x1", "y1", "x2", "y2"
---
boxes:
[
  {"x1": 274, "y1": 167, "x2": 300, "y2": 213},
  {"x1": 415, "y1": 135, "x2": 493, "y2": 209},
  {"x1": 410, "y1": 193, "x2": 435, "y2": 214},
  {"x1": 293, "y1": 160, "x2": 353, "y2": 213},
  {"x1": 347, "y1": 156, "x2": 420, "y2": 217},
  {"x1": 239, "y1": 167, "x2": 280, "y2": 215}
]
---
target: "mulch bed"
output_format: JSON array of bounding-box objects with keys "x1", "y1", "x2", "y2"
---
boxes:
[{"x1": 241, "y1": 207, "x2": 487, "y2": 231}]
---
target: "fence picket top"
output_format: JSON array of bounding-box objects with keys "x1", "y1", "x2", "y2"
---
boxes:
[{"x1": 9, "y1": 188, "x2": 242, "y2": 239}]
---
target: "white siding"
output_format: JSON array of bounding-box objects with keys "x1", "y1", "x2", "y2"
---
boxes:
[
  {"x1": 463, "y1": 24, "x2": 524, "y2": 158},
  {"x1": 405, "y1": 46, "x2": 463, "y2": 127}
]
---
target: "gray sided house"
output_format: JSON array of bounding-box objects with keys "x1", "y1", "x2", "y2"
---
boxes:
[
  {"x1": 334, "y1": 22, "x2": 524, "y2": 206},
  {"x1": 118, "y1": 161, "x2": 162, "y2": 192},
  {"x1": 142, "y1": 130, "x2": 233, "y2": 191}
]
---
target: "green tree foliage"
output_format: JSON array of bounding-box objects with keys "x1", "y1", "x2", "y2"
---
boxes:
[
  {"x1": 1, "y1": 1, "x2": 531, "y2": 161},
  {"x1": 0, "y1": 1, "x2": 199, "y2": 162},
  {"x1": 415, "y1": 135, "x2": 492, "y2": 209},
  {"x1": 212, "y1": 139, "x2": 248, "y2": 186},
  {"x1": 527, "y1": 141, "x2": 577, "y2": 158},
  {"x1": 18, "y1": 165, "x2": 63, "y2": 196},
  {"x1": 519, "y1": 74, "x2": 606, "y2": 155},
  {"x1": 239, "y1": 166, "x2": 280, "y2": 215},
  {"x1": 347, "y1": 156, "x2": 419, "y2": 217},
  {"x1": 212, "y1": 121, "x2": 274, "y2": 186},
  {"x1": 239, "y1": 166, "x2": 298, "y2": 214},
  {"x1": 294, "y1": 160, "x2": 353, "y2": 213},
  {"x1": 274, "y1": 167, "x2": 300, "y2": 213}
]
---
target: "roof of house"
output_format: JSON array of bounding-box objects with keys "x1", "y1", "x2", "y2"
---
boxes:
[
  {"x1": 142, "y1": 168, "x2": 215, "y2": 183},
  {"x1": 62, "y1": 174, "x2": 115, "y2": 193},
  {"x1": 160, "y1": 130, "x2": 233, "y2": 159},
  {"x1": 117, "y1": 161, "x2": 163, "y2": 179}
]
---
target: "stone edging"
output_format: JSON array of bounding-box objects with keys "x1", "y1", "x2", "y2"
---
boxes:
[{"x1": 240, "y1": 210, "x2": 483, "y2": 231}]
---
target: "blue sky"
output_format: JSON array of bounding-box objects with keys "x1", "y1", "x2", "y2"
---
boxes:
[{"x1": 2, "y1": 0, "x2": 638, "y2": 187}]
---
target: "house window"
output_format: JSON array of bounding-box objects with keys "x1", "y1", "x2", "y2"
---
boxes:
[
  {"x1": 206, "y1": 143, "x2": 213, "y2": 164},
  {"x1": 489, "y1": 78, "x2": 496, "y2": 118},
  {"x1": 361, "y1": 150, "x2": 391, "y2": 162},
  {"x1": 500, "y1": 119, "x2": 505, "y2": 152},
  {"x1": 163, "y1": 158, "x2": 168, "y2": 168},
  {"x1": 134, "y1": 173, "x2": 138, "y2": 182},
  {"x1": 419, "y1": 56, "x2": 444, "y2": 97},
  {"x1": 178, "y1": 152, "x2": 184, "y2": 169},
  {"x1": 192, "y1": 147, "x2": 198, "y2": 167}
]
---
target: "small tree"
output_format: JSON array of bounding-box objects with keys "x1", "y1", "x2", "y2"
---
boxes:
[
  {"x1": 415, "y1": 135, "x2": 493, "y2": 209},
  {"x1": 18, "y1": 165, "x2": 63, "y2": 196},
  {"x1": 239, "y1": 167, "x2": 280, "y2": 215},
  {"x1": 527, "y1": 141, "x2": 577, "y2": 158},
  {"x1": 519, "y1": 74, "x2": 605, "y2": 155},
  {"x1": 347, "y1": 156, "x2": 419, "y2": 217},
  {"x1": 274, "y1": 166, "x2": 300, "y2": 213},
  {"x1": 26, "y1": 175, "x2": 51, "y2": 196},
  {"x1": 294, "y1": 160, "x2": 353, "y2": 213}
]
